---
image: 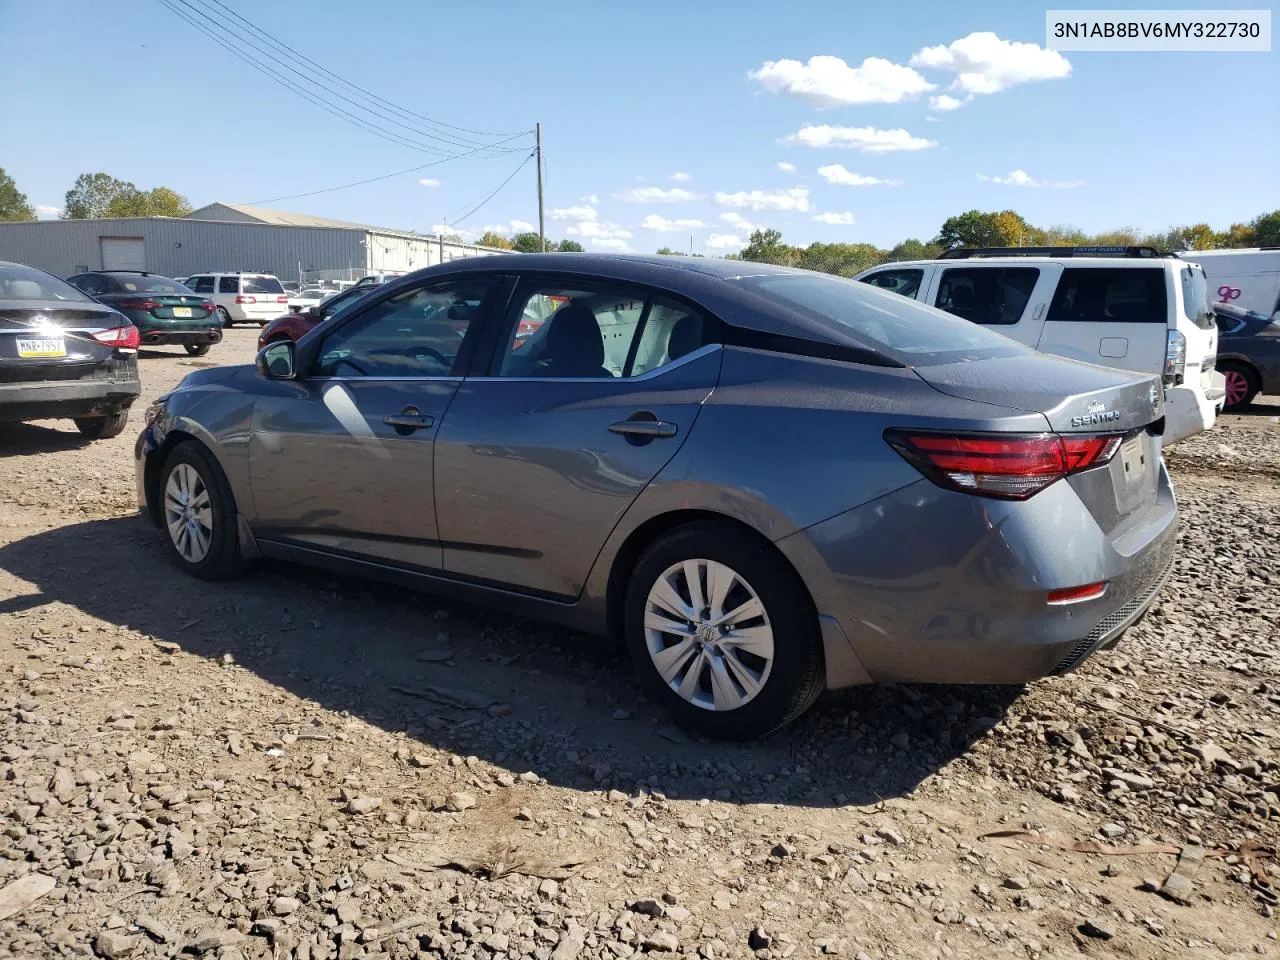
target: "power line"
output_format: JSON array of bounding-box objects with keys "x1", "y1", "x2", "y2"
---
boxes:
[{"x1": 447, "y1": 152, "x2": 536, "y2": 228}]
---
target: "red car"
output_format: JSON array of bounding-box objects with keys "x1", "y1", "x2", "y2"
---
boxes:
[{"x1": 257, "y1": 283, "x2": 380, "y2": 350}]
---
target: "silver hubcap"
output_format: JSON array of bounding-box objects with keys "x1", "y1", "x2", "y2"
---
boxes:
[
  {"x1": 163, "y1": 463, "x2": 213, "y2": 563},
  {"x1": 644, "y1": 559, "x2": 774, "y2": 712}
]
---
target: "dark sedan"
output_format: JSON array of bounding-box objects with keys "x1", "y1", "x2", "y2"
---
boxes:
[
  {"x1": 0, "y1": 261, "x2": 141, "y2": 438},
  {"x1": 257, "y1": 282, "x2": 381, "y2": 350},
  {"x1": 138, "y1": 254, "x2": 1176, "y2": 738},
  {"x1": 68, "y1": 271, "x2": 221, "y2": 356},
  {"x1": 1213, "y1": 303, "x2": 1280, "y2": 410}
]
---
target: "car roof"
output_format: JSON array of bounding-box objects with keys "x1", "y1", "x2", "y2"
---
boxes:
[{"x1": 878, "y1": 257, "x2": 1174, "y2": 269}]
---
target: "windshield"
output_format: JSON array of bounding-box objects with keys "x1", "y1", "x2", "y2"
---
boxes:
[
  {"x1": 113, "y1": 275, "x2": 193, "y2": 295},
  {"x1": 243, "y1": 275, "x2": 285, "y2": 295},
  {"x1": 0, "y1": 263, "x2": 94, "y2": 303},
  {"x1": 738, "y1": 272, "x2": 1027, "y2": 365}
]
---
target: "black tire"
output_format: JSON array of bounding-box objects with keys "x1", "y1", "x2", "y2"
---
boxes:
[
  {"x1": 1219, "y1": 360, "x2": 1260, "y2": 412},
  {"x1": 157, "y1": 440, "x2": 245, "y2": 580},
  {"x1": 624, "y1": 521, "x2": 825, "y2": 740},
  {"x1": 217, "y1": 306, "x2": 233, "y2": 329},
  {"x1": 185, "y1": 343, "x2": 211, "y2": 357},
  {"x1": 73, "y1": 409, "x2": 129, "y2": 440}
]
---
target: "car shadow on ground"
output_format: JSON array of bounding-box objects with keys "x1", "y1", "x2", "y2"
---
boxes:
[
  {"x1": 0, "y1": 421, "x2": 90, "y2": 455},
  {"x1": 0, "y1": 515, "x2": 1023, "y2": 809}
]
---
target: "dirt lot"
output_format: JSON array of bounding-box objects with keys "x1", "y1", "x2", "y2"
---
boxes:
[{"x1": 1, "y1": 328, "x2": 1277, "y2": 960}]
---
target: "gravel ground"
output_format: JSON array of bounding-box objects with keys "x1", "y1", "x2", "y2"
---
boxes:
[{"x1": 1, "y1": 329, "x2": 1277, "y2": 960}]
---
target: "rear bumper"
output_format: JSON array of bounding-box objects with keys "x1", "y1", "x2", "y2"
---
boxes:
[
  {"x1": 0, "y1": 374, "x2": 141, "y2": 421},
  {"x1": 777, "y1": 460, "x2": 1179, "y2": 689},
  {"x1": 140, "y1": 326, "x2": 223, "y2": 346},
  {"x1": 1163, "y1": 379, "x2": 1222, "y2": 444}
]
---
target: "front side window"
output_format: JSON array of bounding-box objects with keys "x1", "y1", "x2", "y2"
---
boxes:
[
  {"x1": 935, "y1": 267, "x2": 1039, "y2": 325},
  {"x1": 218, "y1": 276, "x2": 239, "y2": 294},
  {"x1": 314, "y1": 277, "x2": 496, "y2": 378},
  {"x1": 860, "y1": 268, "x2": 924, "y2": 299},
  {"x1": 1047, "y1": 267, "x2": 1167, "y2": 324},
  {"x1": 188, "y1": 276, "x2": 215, "y2": 294},
  {"x1": 1180, "y1": 266, "x2": 1214, "y2": 330},
  {"x1": 497, "y1": 284, "x2": 705, "y2": 379},
  {"x1": 0, "y1": 264, "x2": 93, "y2": 302}
]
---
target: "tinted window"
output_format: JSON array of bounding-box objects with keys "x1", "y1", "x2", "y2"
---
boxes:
[
  {"x1": 935, "y1": 267, "x2": 1038, "y2": 325},
  {"x1": 320, "y1": 287, "x2": 367, "y2": 318},
  {"x1": 315, "y1": 278, "x2": 495, "y2": 378},
  {"x1": 1047, "y1": 268, "x2": 1166, "y2": 324},
  {"x1": 189, "y1": 276, "x2": 215, "y2": 294},
  {"x1": 112, "y1": 275, "x2": 193, "y2": 295},
  {"x1": 1180, "y1": 266, "x2": 1214, "y2": 330},
  {"x1": 1214, "y1": 312, "x2": 1246, "y2": 335},
  {"x1": 860, "y1": 268, "x2": 924, "y2": 298},
  {"x1": 69, "y1": 274, "x2": 106, "y2": 295},
  {"x1": 738, "y1": 273, "x2": 1026, "y2": 365},
  {"x1": 243, "y1": 276, "x2": 285, "y2": 295},
  {"x1": 0, "y1": 264, "x2": 93, "y2": 302},
  {"x1": 218, "y1": 276, "x2": 239, "y2": 294}
]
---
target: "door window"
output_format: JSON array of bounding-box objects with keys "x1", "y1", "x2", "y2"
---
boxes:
[
  {"x1": 1179, "y1": 266, "x2": 1215, "y2": 330},
  {"x1": 314, "y1": 277, "x2": 496, "y2": 378},
  {"x1": 497, "y1": 285, "x2": 707, "y2": 378},
  {"x1": 188, "y1": 276, "x2": 215, "y2": 294},
  {"x1": 70, "y1": 274, "x2": 105, "y2": 295},
  {"x1": 935, "y1": 268, "x2": 1039, "y2": 325},
  {"x1": 218, "y1": 276, "x2": 240, "y2": 294},
  {"x1": 1046, "y1": 268, "x2": 1167, "y2": 324},
  {"x1": 859, "y1": 268, "x2": 924, "y2": 298}
]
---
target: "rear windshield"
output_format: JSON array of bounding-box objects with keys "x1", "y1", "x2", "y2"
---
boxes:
[
  {"x1": 242, "y1": 276, "x2": 285, "y2": 295},
  {"x1": 113, "y1": 275, "x2": 193, "y2": 295},
  {"x1": 1180, "y1": 266, "x2": 1215, "y2": 330},
  {"x1": 738, "y1": 273, "x2": 1027, "y2": 366},
  {"x1": 1047, "y1": 267, "x2": 1167, "y2": 324},
  {"x1": 0, "y1": 263, "x2": 92, "y2": 302}
]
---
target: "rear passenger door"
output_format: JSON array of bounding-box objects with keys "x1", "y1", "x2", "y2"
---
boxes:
[
  {"x1": 1036, "y1": 266, "x2": 1168, "y2": 376},
  {"x1": 929, "y1": 264, "x2": 1061, "y2": 348}
]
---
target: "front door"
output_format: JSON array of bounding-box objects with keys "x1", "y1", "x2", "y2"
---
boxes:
[
  {"x1": 248, "y1": 275, "x2": 502, "y2": 570},
  {"x1": 434, "y1": 278, "x2": 720, "y2": 598}
]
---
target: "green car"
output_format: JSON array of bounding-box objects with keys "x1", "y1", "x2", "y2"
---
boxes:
[{"x1": 66, "y1": 271, "x2": 222, "y2": 356}]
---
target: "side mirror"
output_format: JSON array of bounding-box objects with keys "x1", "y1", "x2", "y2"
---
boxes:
[{"x1": 257, "y1": 340, "x2": 296, "y2": 380}]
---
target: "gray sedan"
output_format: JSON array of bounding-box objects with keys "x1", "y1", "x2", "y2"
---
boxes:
[{"x1": 135, "y1": 254, "x2": 1177, "y2": 739}]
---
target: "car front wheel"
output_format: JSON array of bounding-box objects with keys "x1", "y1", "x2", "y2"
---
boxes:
[
  {"x1": 624, "y1": 522, "x2": 825, "y2": 740},
  {"x1": 158, "y1": 441, "x2": 244, "y2": 580}
]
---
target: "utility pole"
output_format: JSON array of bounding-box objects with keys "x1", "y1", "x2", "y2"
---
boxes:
[
  {"x1": 438, "y1": 230, "x2": 444, "y2": 265},
  {"x1": 535, "y1": 122, "x2": 545, "y2": 252}
]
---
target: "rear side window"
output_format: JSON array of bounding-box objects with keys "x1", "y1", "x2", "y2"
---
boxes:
[
  {"x1": 243, "y1": 276, "x2": 285, "y2": 295},
  {"x1": 1047, "y1": 268, "x2": 1166, "y2": 324},
  {"x1": 189, "y1": 276, "x2": 214, "y2": 293},
  {"x1": 934, "y1": 267, "x2": 1039, "y2": 325},
  {"x1": 1180, "y1": 267, "x2": 1215, "y2": 330},
  {"x1": 860, "y1": 268, "x2": 923, "y2": 298},
  {"x1": 218, "y1": 276, "x2": 239, "y2": 294}
]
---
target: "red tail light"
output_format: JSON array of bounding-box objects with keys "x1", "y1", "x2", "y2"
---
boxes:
[
  {"x1": 276, "y1": 295, "x2": 289, "y2": 303},
  {"x1": 92, "y1": 325, "x2": 141, "y2": 350},
  {"x1": 116, "y1": 299, "x2": 162, "y2": 311},
  {"x1": 1047, "y1": 582, "x2": 1108, "y2": 605},
  {"x1": 235, "y1": 295, "x2": 257, "y2": 304},
  {"x1": 200, "y1": 301, "x2": 216, "y2": 313},
  {"x1": 884, "y1": 430, "x2": 1125, "y2": 500}
]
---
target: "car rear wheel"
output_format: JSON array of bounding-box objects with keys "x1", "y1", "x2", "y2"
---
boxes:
[
  {"x1": 185, "y1": 343, "x2": 211, "y2": 357},
  {"x1": 217, "y1": 307, "x2": 233, "y2": 329},
  {"x1": 74, "y1": 410, "x2": 129, "y2": 440},
  {"x1": 159, "y1": 441, "x2": 244, "y2": 580},
  {"x1": 624, "y1": 521, "x2": 825, "y2": 739},
  {"x1": 1219, "y1": 361, "x2": 1259, "y2": 411}
]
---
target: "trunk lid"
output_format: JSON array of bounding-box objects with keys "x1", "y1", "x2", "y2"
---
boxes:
[
  {"x1": 99, "y1": 293, "x2": 216, "y2": 322},
  {"x1": 0, "y1": 303, "x2": 121, "y2": 381}
]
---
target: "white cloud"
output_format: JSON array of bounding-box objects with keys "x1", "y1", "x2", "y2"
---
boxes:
[
  {"x1": 669, "y1": 171, "x2": 692, "y2": 182},
  {"x1": 640, "y1": 214, "x2": 705, "y2": 231},
  {"x1": 479, "y1": 220, "x2": 536, "y2": 235},
  {"x1": 977, "y1": 169, "x2": 1084, "y2": 188},
  {"x1": 582, "y1": 194, "x2": 599, "y2": 204},
  {"x1": 720, "y1": 211, "x2": 756, "y2": 232},
  {"x1": 750, "y1": 55, "x2": 934, "y2": 108},
  {"x1": 714, "y1": 186, "x2": 811, "y2": 212},
  {"x1": 911, "y1": 32, "x2": 1071, "y2": 96},
  {"x1": 432, "y1": 223, "x2": 478, "y2": 239},
  {"x1": 588, "y1": 237, "x2": 631, "y2": 251},
  {"x1": 776, "y1": 161, "x2": 796, "y2": 173},
  {"x1": 928, "y1": 94, "x2": 970, "y2": 111},
  {"x1": 817, "y1": 164, "x2": 902, "y2": 187},
  {"x1": 785, "y1": 125, "x2": 937, "y2": 153},
  {"x1": 613, "y1": 186, "x2": 701, "y2": 203},
  {"x1": 510, "y1": 219, "x2": 535, "y2": 232},
  {"x1": 550, "y1": 205, "x2": 597, "y2": 221},
  {"x1": 567, "y1": 220, "x2": 632, "y2": 240},
  {"x1": 418, "y1": 178, "x2": 440, "y2": 187},
  {"x1": 706, "y1": 234, "x2": 743, "y2": 250},
  {"x1": 35, "y1": 204, "x2": 61, "y2": 218},
  {"x1": 813, "y1": 212, "x2": 856, "y2": 225}
]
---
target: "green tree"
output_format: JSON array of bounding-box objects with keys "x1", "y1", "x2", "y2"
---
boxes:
[
  {"x1": 1089, "y1": 227, "x2": 1143, "y2": 246},
  {"x1": 63, "y1": 172, "x2": 134, "y2": 219},
  {"x1": 1251, "y1": 210, "x2": 1280, "y2": 246},
  {"x1": 476, "y1": 231, "x2": 513, "y2": 250},
  {"x1": 143, "y1": 186, "x2": 192, "y2": 217},
  {"x1": 554, "y1": 239, "x2": 584, "y2": 252},
  {"x1": 887, "y1": 238, "x2": 942, "y2": 261},
  {"x1": 511, "y1": 232, "x2": 544, "y2": 253},
  {"x1": 1218, "y1": 222, "x2": 1256, "y2": 248},
  {"x1": 934, "y1": 209, "x2": 1035, "y2": 249},
  {"x1": 0, "y1": 168, "x2": 35, "y2": 221},
  {"x1": 739, "y1": 228, "x2": 797, "y2": 266},
  {"x1": 655, "y1": 246, "x2": 687, "y2": 256},
  {"x1": 795, "y1": 241, "x2": 885, "y2": 277},
  {"x1": 104, "y1": 185, "x2": 192, "y2": 218},
  {"x1": 1037, "y1": 224, "x2": 1089, "y2": 247}
]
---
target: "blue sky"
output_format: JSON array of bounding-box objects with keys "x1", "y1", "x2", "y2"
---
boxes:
[{"x1": 2, "y1": 1, "x2": 1276, "y2": 254}]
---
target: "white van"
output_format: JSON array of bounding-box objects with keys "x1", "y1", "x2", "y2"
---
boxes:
[
  {"x1": 855, "y1": 246, "x2": 1225, "y2": 444},
  {"x1": 184, "y1": 272, "x2": 290, "y2": 327},
  {"x1": 1180, "y1": 248, "x2": 1280, "y2": 319}
]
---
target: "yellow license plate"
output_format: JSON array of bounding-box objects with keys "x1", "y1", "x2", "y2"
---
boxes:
[
  {"x1": 172, "y1": 307, "x2": 193, "y2": 318},
  {"x1": 17, "y1": 337, "x2": 66, "y2": 358}
]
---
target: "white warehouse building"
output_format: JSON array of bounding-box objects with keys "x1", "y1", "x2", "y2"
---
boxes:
[{"x1": 0, "y1": 202, "x2": 510, "y2": 284}]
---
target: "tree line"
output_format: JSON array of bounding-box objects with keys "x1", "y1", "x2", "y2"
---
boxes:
[
  {"x1": 0, "y1": 168, "x2": 194, "y2": 220},
  {"x1": 474, "y1": 230, "x2": 583, "y2": 253}
]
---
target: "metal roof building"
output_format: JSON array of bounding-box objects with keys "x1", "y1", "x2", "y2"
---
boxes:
[{"x1": 0, "y1": 203, "x2": 510, "y2": 284}]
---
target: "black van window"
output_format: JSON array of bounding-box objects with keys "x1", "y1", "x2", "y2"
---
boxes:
[{"x1": 1048, "y1": 268, "x2": 1167, "y2": 324}]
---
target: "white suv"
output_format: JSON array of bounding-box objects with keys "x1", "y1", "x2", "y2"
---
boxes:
[
  {"x1": 855, "y1": 246, "x2": 1226, "y2": 443},
  {"x1": 184, "y1": 272, "x2": 290, "y2": 328}
]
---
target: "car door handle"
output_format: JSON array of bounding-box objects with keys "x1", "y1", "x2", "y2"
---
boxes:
[
  {"x1": 609, "y1": 418, "x2": 677, "y2": 439},
  {"x1": 383, "y1": 413, "x2": 434, "y2": 431}
]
